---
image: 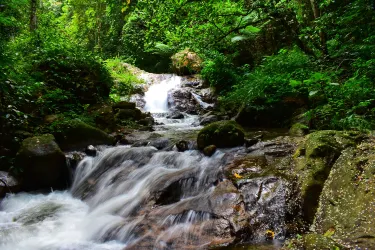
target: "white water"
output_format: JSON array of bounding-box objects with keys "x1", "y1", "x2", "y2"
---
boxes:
[
  {"x1": 144, "y1": 75, "x2": 181, "y2": 113},
  {"x1": 0, "y1": 146, "x2": 224, "y2": 250},
  {"x1": 0, "y1": 78, "x2": 220, "y2": 250},
  {"x1": 0, "y1": 74, "x2": 287, "y2": 249}
]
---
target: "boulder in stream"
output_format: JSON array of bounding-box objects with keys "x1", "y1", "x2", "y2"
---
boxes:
[
  {"x1": 197, "y1": 120, "x2": 245, "y2": 149},
  {"x1": 15, "y1": 134, "x2": 69, "y2": 191},
  {"x1": 311, "y1": 140, "x2": 375, "y2": 249}
]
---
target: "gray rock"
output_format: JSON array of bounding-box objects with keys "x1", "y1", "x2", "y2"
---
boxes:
[
  {"x1": 0, "y1": 171, "x2": 20, "y2": 197},
  {"x1": 166, "y1": 111, "x2": 184, "y2": 119},
  {"x1": 200, "y1": 115, "x2": 219, "y2": 125}
]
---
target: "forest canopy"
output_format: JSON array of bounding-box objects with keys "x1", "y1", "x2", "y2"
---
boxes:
[{"x1": 1, "y1": 0, "x2": 375, "y2": 166}]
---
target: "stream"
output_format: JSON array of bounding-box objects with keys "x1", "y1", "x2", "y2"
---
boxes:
[{"x1": 0, "y1": 75, "x2": 291, "y2": 250}]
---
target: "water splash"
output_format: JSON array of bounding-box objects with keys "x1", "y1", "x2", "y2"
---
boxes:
[{"x1": 144, "y1": 75, "x2": 181, "y2": 113}]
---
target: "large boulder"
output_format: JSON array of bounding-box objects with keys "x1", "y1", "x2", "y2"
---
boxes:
[
  {"x1": 115, "y1": 108, "x2": 143, "y2": 121},
  {"x1": 294, "y1": 130, "x2": 362, "y2": 224},
  {"x1": 311, "y1": 140, "x2": 375, "y2": 249},
  {"x1": 15, "y1": 134, "x2": 69, "y2": 191},
  {"x1": 53, "y1": 119, "x2": 114, "y2": 151},
  {"x1": 171, "y1": 48, "x2": 202, "y2": 75},
  {"x1": 197, "y1": 121, "x2": 245, "y2": 150},
  {"x1": 112, "y1": 101, "x2": 136, "y2": 111}
]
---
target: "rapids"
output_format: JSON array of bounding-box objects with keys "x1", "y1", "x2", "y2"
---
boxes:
[{"x1": 0, "y1": 75, "x2": 289, "y2": 250}]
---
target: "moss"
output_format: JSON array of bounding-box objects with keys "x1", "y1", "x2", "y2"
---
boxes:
[
  {"x1": 52, "y1": 119, "x2": 114, "y2": 151},
  {"x1": 312, "y1": 141, "x2": 375, "y2": 249},
  {"x1": 114, "y1": 108, "x2": 142, "y2": 121},
  {"x1": 295, "y1": 130, "x2": 363, "y2": 224},
  {"x1": 197, "y1": 120, "x2": 245, "y2": 149},
  {"x1": 289, "y1": 123, "x2": 309, "y2": 136},
  {"x1": 285, "y1": 233, "x2": 344, "y2": 250},
  {"x1": 15, "y1": 134, "x2": 69, "y2": 190}
]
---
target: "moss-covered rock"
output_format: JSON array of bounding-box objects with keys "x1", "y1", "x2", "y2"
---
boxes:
[
  {"x1": 93, "y1": 105, "x2": 116, "y2": 132},
  {"x1": 53, "y1": 119, "x2": 114, "y2": 151},
  {"x1": 197, "y1": 121, "x2": 245, "y2": 150},
  {"x1": 15, "y1": 134, "x2": 69, "y2": 191},
  {"x1": 294, "y1": 130, "x2": 363, "y2": 224},
  {"x1": 112, "y1": 101, "x2": 136, "y2": 111},
  {"x1": 171, "y1": 48, "x2": 202, "y2": 75},
  {"x1": 312, "y1": 140, "x2": 375, "y2": 249},
  {"x1": 289, "y1": 123, "x2": 309, "y2": 136},
  {"x1": 203, "y1": 145, "x2": 217, "y2": 157},
  {"x1": 115, "y1": 108, "x2": 143, "y2": 121},
  {"x1": 285, "y1": 233, "x2": 344, "y2": 250}
]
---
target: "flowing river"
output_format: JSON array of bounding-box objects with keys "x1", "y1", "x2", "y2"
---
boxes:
[{"x1": 0, "y1": 75, "x2": 288, "y2": 250}]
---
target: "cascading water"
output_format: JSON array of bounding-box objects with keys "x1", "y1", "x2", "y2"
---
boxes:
[
  {"x1": 144, "y1": 75, "x2": 181, "y2": 113},
  {"x1": 142, "y1": 75, "x2": 200, "y2": 131},
  {"x1": 0, "y1": 73, "x2": 289, "y2": 250}
]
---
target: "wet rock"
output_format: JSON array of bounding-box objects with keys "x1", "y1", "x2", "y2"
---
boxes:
[
  {"x1": 203, "y1": 145, "x2": 217, "y2": 157},
  {"x1": 66, "y1": 152, "x2": 85, "y2": 170},
  {"x1": 239, "y1": 177, "x2": 288, "y2": 241},
  {"x1": 166, "y1": 111, "x2": 184, "y2": 119},
  {"x1": 15, "y1": 134, "x2": 69, "y2": 191},
  {"x1": 112, "y1": 101, "x2": 136, "y2": 111},
  {"x1": 289, "y1": 123, "x2": 309, "y2": 136},
  {"x1": 130, "y1": 93, "x2": 146, "y2": 108},
  {"x1": 176, "y1": 140, "x2": 189, "y2": 152},
  {"x1": 149, "y1": 138, "x2": 171, "y2": 150},
  {"x1": 0, "y1": 171, "x2": 20, "y2": 197},
  {"x1": 197, "y1": 121, "x2": 245, "y2": 150},
  {"x1": 53, "y1": 120, "x2": 114, "y2": 151},
  {"x1": 200, "y1": 114, "x2": 219, "y2": 125},
  {"x1": 85, "y1": 145, "x2": 97, "y2": 157},
  {"x1": 168, "y1": 87, "x2": 198, "y2": 114},
  {"x1": 132, "y1": 140, "x2": 150, "y2": 147}
]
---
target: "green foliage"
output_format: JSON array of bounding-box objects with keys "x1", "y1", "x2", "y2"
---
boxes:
[
  {"x1": 223, "y1": 49, "x2": 312, "y2": 109},
  {"x1": 105, "y1": 58, "x2": 144, "y2": 102},
  {"x1": 201, "y1": 51, "x2": 240, "y2": 93}
]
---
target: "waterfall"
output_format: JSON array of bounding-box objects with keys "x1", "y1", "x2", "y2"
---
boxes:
[
  {"x1": 144, "y1": 75, "x2": 181, "y2": 113},
  {"x1": 0, "y1": 147, "x2": 225, "y2": 250},
  {"x1": 0, "y1": 72, "x2": 289, "y2": 250}
]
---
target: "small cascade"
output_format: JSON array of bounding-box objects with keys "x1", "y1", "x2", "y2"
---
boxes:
[
  {"x1": 144, "y1": 75, "x2": 181, "y2": 113},
  {"x1": 142, "y1": 74, "x2": 201, "y2": 130},
  {"x1": 0, "y1": 70, "x2": 291, "y2": 250}
]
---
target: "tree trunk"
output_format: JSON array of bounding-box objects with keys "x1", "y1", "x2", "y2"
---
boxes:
[
  {"x1": 309, "y1": 0, "x2": 328, "y2": 56},
  {"x1": 29, "y1": 0, "x2": 37, "y2": 31}
]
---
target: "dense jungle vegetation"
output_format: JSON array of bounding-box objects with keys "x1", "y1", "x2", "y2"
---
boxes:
[{"x1": 1, "y1": 0, "x2": 375, "y2": 168}]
